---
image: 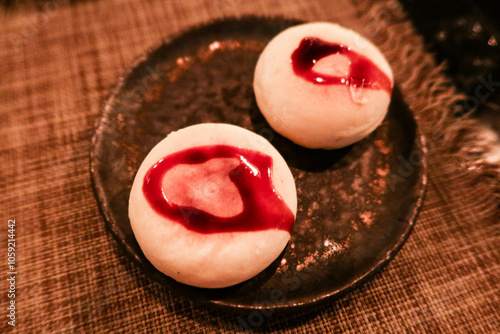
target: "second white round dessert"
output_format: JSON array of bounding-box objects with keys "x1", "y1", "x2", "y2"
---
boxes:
[
  {"x1": 254, "y1": 22, "x2": 394, "y2": 149},
  {"x1": 129, "y1": 123, "x2": 297, "y2": 288}
]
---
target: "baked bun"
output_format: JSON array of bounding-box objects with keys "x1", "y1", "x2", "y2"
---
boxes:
[
  {"x1": 129, "y1": 123, "x2": 297, "y2": 288},
  {"x1": 254, "y1": 22, "x2": 393, "y2": 149}
]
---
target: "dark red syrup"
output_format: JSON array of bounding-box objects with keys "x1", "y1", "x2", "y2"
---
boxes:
[
  {"x1": 291, "y1": 37, "x2": 392, "y2": 94},
  {"x1": 142, "y1": 145, "x2": 295, "y2": 234}
]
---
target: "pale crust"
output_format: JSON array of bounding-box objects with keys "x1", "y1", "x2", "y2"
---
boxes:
[
  {"x1": 129, "y1": 123, "x2": 297, "y2": 288},
  {"x1": 254, "y1": 22, "x2": 394, "y2": 149}
]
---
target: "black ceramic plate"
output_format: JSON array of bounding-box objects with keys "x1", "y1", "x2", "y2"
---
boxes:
[{"x1": 90, "y1": 16, "x2": 427, "y2": 312}]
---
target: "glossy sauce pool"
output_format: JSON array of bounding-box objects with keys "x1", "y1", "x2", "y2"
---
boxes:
[
  {"x1": 291, "y1": 37, "x2": 392, "y2": 94},
  {"x1": 142, "y1": 145, "x2": 295, "y2": 234}
]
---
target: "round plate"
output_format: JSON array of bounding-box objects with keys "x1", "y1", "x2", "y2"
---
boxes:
[{"x1": 90, "y1": 16, "x2": 427, "y2": 312}]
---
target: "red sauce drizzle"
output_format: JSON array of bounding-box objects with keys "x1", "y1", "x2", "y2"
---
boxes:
[
  {"x1": 291, "y1": 37, "x2": 392, "y2": 94},
  {"x1": 142, "y1": 145, "x2": 295, "y2": 234}
]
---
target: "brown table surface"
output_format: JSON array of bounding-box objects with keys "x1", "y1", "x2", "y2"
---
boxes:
[{"x1": 1, "y1": 0, "x2": 499, "y2": 332}]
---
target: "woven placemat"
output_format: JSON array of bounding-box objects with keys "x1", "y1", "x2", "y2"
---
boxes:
[{"x1": 1, "y1": 0, "x2": 498, "y2": 332}]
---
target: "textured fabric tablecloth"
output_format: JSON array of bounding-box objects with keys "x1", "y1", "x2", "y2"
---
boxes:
[{"x1": 1, "y1": 0, "x2": 499, "y2": 332}]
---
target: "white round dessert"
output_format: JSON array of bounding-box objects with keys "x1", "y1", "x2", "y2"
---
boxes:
[
  {"x1": 129, "y1": 123, "x2": 297, "y2": 288},
  {"x1": 254, "y1": 22, "x2": 394, "y2": 149}
]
